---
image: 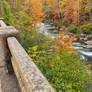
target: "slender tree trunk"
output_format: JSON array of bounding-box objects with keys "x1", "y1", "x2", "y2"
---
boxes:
[
  {"x1": 0, "y1": 0, "x2": 3, "y2": 16},
  {"x1": 12, "y1": 0, "x2": 15, "y2": 10},
  {"x1": 90, "y1": 0, "x2": 92, "y2": 23},
  {"x1": 0, "y1": 0, "x2": 1, "y2": 16}
]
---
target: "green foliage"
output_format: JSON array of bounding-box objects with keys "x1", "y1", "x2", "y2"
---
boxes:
[
  {"x1": 46, "y1": 13, "x2": 54, "y2": 21},
  {"x1": 28, "y1": 45, "x2": 47, "y2": 60},
  {"x1": 13, "y1": 8, "x2": 32, "y2": 28},
  {"x1": 54, "y1": 22, "x2": 63, "y2": 28},
  {"x1": 21, "y1": 29, "x2": 49, "y2": 50},
  {"x1": 76, "y1": 33, "x2": 81, "y2": 41},
  {"x1": 1, "y1": 0, "x2": 13, "y2": 25},
  {"x1": 28, "y1": 43, "x2": 92, "y2": 92},
  {"x1": 27, "y1": 39, "x2": 54, "y2": 59},
  {"x1": 67, "y1": 25, "x2": 78, "y2": 33},
  {"x1": 80, "y1": 23, "x2": 92, "y2": 34}
]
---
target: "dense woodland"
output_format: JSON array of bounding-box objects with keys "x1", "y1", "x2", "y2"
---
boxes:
[{"x1": 1, "y1": 0, "x2": 92, "y2": 92}]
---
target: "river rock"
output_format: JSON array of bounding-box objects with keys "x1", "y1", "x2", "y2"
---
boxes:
[
  {"x1": 81, "y1": 45, "x2": 87, "y2": 48},
  {"x1": 80, "y1": 37, "x2": 85, "y2": 41},
  {"x1": 86, "y1": 45, "x2": 92, "y2": 49},
  {"x1": 59, "y1": 28, "x2": 62, "y2": 31},
  {"x1": 80, "y1": 34, "x2": 86, "y2": 37},
  {"x1": 53, "y1": 30, "x2": 58, "y2": 33},
  {"x1": 55, "y1": 27, "x2": 59, "y2": 30},
  {"x1": 87, "y1": 35, "x2": 92, "y2": 40},
  {"x1": 85, "y1": 41, "x2": 92, "y2": 45},
  {"x1": 84, "y1": 38, "x2": 88, "y2": 41},
  {"x1": 47, "y1": 26, "x2": 56, "y2": 30},
  {"x1": 80, "y1": 37, "x2": 88, "y2": 41},
  {"x1": 50, "y1": 23, "x2": 54, "y2": 25}
]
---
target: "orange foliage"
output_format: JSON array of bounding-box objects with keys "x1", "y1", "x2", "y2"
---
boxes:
[
  {"x1": 61, "y1": 0, "x2": 90, "y2": 25},
  {"x1": 61, "y1": 0, "x2": 79, "y2": 26},
  {"x1": 28, "y1": 0, "x2": 45, "y2": 23},
  {"x1": 52, "y1": 32, "x2": 74, "y2": 51}
]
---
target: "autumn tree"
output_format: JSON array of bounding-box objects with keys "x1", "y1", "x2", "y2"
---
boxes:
[
  {"x1": 79, "y1": 0, "x2": 90, "y2": 24},
  {"x1": 29, "y1": 0, "x2": 44, "y2": 23},
  {"x1": 89, "y1": 0, "x2": 92, "y2": 23},
  {"x1": 42, "y1": 0, "x2": 56, "y2": 13},
  {"x1": 60, "y1": 0, "x2": 79, "y2": 26},
  {"x1": 42, "y1": 0, "x2": 57, "y2": 20}
]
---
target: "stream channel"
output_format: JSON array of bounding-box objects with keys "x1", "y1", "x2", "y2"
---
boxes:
[{"x1": 37, "y1": 22, "x2": 92, "y2": 64}]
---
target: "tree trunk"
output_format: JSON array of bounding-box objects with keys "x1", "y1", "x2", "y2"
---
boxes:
[
  {"x1": 0, "y1": 0, "x2": 3, "y2": 17},
  {"x1": 90, "y1": 0, "x2": 92, "y2": 23}
]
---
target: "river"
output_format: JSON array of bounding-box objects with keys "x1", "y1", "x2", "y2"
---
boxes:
[{"x1": 37, "y1": 22, "x2": 92, "y2": 64}]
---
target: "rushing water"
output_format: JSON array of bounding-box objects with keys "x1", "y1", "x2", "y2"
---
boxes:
[{"x1": 37, "y1": 23, "x2": 92, "y2": 64}]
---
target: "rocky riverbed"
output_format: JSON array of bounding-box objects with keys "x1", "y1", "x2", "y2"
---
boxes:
[{"x1": 73, "y1": 33, "x2": 92, "y2": 49}]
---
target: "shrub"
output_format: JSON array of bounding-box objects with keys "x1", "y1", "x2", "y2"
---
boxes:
[
  {"x1": 76, "y1": 33, "x2": 81, "y2": 41},
  {"x1": 54, "y1": 22, "x2": 63, "y2": 28},
  {"x1": 67, "y1": 25, "x2": 78, "y2": 33},
  {"x1": 28, "y1": 34, "x2": 92, "y2": 92},
  {"x1": 21, "y1": 30, "x2": 49, "y2": 50},
  {"x1": 28, "y1": 45, "x2": 92, "y2": 92},
  {"x1": 80, "y1": 23, "x2": 92, "y2": 34},
  {"x1": 1, "y1": 0, "x2": 13, "y2": 25}
]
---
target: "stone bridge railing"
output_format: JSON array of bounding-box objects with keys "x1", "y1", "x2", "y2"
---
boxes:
[{"x1": 0, "y1": 18, "x2": 55, "y2": 92}]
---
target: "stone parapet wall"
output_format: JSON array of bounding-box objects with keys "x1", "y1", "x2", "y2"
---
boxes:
[
  {"x1": 7, "y1": 37, "x2": 55, "y2": 92},
  {"x1": 0, "y1": 19, "x2": 20, "y2": 92}
]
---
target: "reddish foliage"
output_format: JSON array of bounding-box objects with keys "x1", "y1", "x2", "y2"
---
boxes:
[
  {"x1": 52, "y1": 32, "x2": 74, "y2": 51},
  {"x1": 53, "y1": 11, "x2": 59, "y2": 22}
]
